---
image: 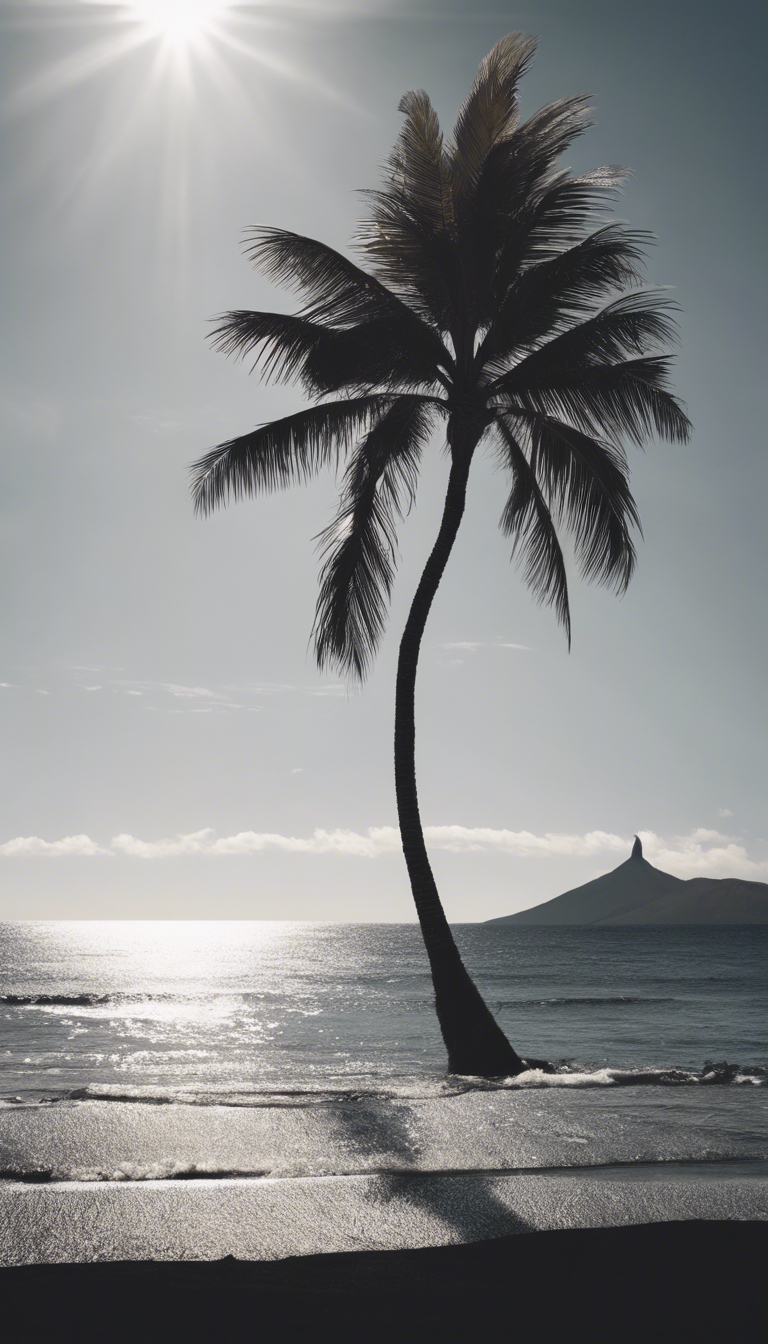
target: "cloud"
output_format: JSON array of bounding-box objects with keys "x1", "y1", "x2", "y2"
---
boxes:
[
  {"x1": 421, "y1": 827, "x2": 630, "y2": 857},
  {"x1": 76, "y1": 678, "x2": 343, "y2": 708},
  {"x1": 160, "y1": 693, "x2": 254, "y2": 715},
  {"x1": 110, "y1": 828, "x2": 402, "y2": 858},
  {"x1": 639, "y1": 829, "x2": 768, "y2": 879},
  {"x1": 162, "y1": 685, "x2": 227, "y2": 701},
  {"x1": 158, "y1": 685, "x2": 251, "y2": 712},
  {"x1": 130, "y1": 412, "x2": 184, "y2": 436},
  {"x1": 3, "y1": 826, "x2": 766, "y2": 878},
  {"x1": 225, "y1": 681, "x2": 347, "y2": 701},
  {"x1": 0, "y1": 834, "x2": 108, "y2": 857},
  {"x1": 717, "y1": 808, "x2": 734, "y2": 818},
  {"x1": 437, "y1": 641, "x2": 533, "y2": 654}
]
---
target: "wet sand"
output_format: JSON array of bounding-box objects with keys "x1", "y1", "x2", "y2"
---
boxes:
[
  {"x1": 2, "y1": 1220, "x2": 766, "y2": 1342},
  {"x1": 2, "y1": 1164, "x2": 768, "y2": 1264}
]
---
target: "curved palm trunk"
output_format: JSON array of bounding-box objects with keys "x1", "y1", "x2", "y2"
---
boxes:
[{"x1": 394, "y1": 437, "x2": 525, "y2": 1077}]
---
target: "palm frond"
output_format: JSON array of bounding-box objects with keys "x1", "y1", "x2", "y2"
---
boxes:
[
  {"x1": 210, "y1": 309, "x2": 449, "y2": 395},
  {"x1": 210, "y1": 311, "x2": 324, "y2": 381},
  {"x1": 313, "y1": 398, "x2": 435, "y2": 677},
  {"x1": 474, "y1": 97, "x2": 597, "y2": 236},
  {"x1": 477, "y1": 225, "x2": 650, "y2": 367},
  {"x1": 449, "y1": 32, "x2": 538, "y2": 199},
  {"x1": 502, "y1": 290, "x2": 680, "y2": 372},
  {"x1": 356, "y1": 185, "x2": 460, "y2": 332},
  {"x1": 302, "y1": 315, "x2": 448, "y2": 393},
  {"x1": 496, "y1": 352, "x2": 691, "y2": 446},
  {"x1": 359, "y1": 38, "x2": 551, "y2": 334},
  {"x1": 521, "y1": 167, "x2": 630, "y2": 262},
  {"x1": 461, "y1": 98, "x2": 599, "y2": 322},
  {"x1": 514, "y1": 412, "x2": 639, "y2": 592},
  {"x1": 487, "y1": 290, "x2": 680, "y2": 393},
  {"x1": 243, "y1": 227, "x2": 428, "y2": 331},
  {"x1": 492, "y1": 94, "x2": 595, "y2": 199},
  {"x1": 495, "y1": 419, "x2": 571, "y2": 643},
  {"x1": 387, "y1": 89, "x2": 455, "y2": 236},
  {"x1": 355, "y1": 88, "x2": 465, "y2": 330},
  {"x1": 489, "y1": 167, "x2": 629, "y2": 306},
  {"x1": 190, "y1": 395, "x2": 398, "y2": 516}
]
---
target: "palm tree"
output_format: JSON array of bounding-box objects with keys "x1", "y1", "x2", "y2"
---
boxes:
[{"x1": 191, "y1": 33, "x2": 690, "y2": 1078}]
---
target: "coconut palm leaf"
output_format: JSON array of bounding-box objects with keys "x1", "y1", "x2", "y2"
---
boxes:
[
  {"x1": 477, "y1": 224, "x2": 649, "y2": 366},
  {"x1": 519, "y1": 166, "x2": 630, "y2": 260},
  {"x1": 491, "y1": 290, "x2": 680, "y2": 379},
  {"x1": 496, "y1": 419, "x2": 571, "y2": 642},
  {"x1": 314, "y1": 397, "x2": 435, "y2": 677},
  {"x1": 449, "y1": 32, "x2": 538, "y2": 199},
  {"x1": 488, "y1": 167, "x2": 629, "y2": 308},
  {"x1": 508, "y1": 412, "x2": 640, "y2": 591},
  {"x1": 387, "y1": 90, "x2": 455, "y2": 236},
  {"x1": 210, "y1": 309, "x2": 449, "y2": 395},
  {"x1": 495, "y1": 353, "x2": 690, "y2": 446},
  {"x1": 356, "y1": 86, "x2": 466, "y2": 332},
  {"x1": 191, "y1": 396, "x2": 398, "y2": 515},
  {"x1": 210, "y1": 311, "x2": 325, "y2": 384},
  {"x1": 242, "y1": 227, "x2": 432, "y2": 333},
  {"x1": 357, "y1": 175, "x2": 460, "y2": 332},
  {"x1": 469, "y1": 97, "x2": 595, "y2": 265}
]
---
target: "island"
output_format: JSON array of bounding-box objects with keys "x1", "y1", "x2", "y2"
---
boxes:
[{"x1": 486, "y1": 836, "x2": 768, "y2": 924}]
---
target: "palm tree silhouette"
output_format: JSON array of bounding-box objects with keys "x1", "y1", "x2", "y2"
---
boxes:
[{"x1": 191, "y1": 34, "x2": 690, "y2": 1078}]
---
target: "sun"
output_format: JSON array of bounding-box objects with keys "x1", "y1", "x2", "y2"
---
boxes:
[
  {"x1": 4, "y1": 0, "x2": 348, "y2": 268},
  {"x1": 128, "y1": 0, "x2": 235, "y2": 50}
]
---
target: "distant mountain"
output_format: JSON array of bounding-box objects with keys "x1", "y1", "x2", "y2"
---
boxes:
[{"x1": 486, "y1": 836, "x2": 768, "y2": 925}]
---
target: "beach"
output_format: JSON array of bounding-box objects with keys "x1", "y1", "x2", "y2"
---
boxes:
[
  {"x1": 3, "y1": 1222, "x2": 766, "y2": 1341},
  {"x1": 1, "y1": 921, "x2": 766, "y2": 1338}
]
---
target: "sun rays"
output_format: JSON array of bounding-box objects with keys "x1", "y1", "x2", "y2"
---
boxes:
[
  {"x1": 4, "y1": 2, "x2": 306, "y2": 111},
  {"x1": 126, "y1": 0, "x2": 236, "y2": 52},
  {"x1": 1, "y1": 2, "x2": 353, "y2": 268}
]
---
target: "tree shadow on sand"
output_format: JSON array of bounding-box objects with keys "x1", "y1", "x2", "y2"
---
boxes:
[{"x1": 313, "y1": 1093, "x2": 536, "y2": 1249}]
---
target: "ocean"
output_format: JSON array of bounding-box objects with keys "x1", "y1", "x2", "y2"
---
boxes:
[{"x1": 1, "y1": 921, "x2": 766, "y2": 1263}]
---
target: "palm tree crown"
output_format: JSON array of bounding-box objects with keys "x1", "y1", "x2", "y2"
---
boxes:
[{"x1": 192, "y1": 32, "x2": 689, "y2": 675}]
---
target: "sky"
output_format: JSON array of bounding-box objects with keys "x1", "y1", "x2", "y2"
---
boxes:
[{"x1": 0, "y1": 0, "x2": 766, "y2": 921}]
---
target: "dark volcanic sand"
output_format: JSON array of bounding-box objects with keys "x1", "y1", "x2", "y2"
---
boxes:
[{"x1": 2, "y1": 1221, "x2": 766, "y2": 1343}]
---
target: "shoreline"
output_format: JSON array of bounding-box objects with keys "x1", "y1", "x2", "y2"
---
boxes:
[
  {"x1": 3, "y1": 1163, "x2": 767, "y2": 1266},
  {"x1": 3, "y1": 1221, "x2": 766, "y2": 1341}
]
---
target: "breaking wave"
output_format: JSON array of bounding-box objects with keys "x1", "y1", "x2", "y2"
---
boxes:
[
  {"x1": 0, "y1": 992, "x2": 692, "y2": 1013},
  {"x1": 3, "y1": 1060, "x2": 763, "y2": 1109},
  {"x1": 1, "y1": 993, "x2": 114, "y2": 1007},
  {"x1": 499, "y1": 1061, "x2": 767, "y2": 1089},
  {"x1": 0, "y1": 1161, "x2": 272, "y2": 1184},
  {"x1": 0, "y1": 992, "x2": 249, "y2": 1008},
  {"x1": 493, "y1": 997, "x2": 678, "y2": 1008},
  {"x1": 2, "y1": 1153, "x2": 767, "y2": 1186}
]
